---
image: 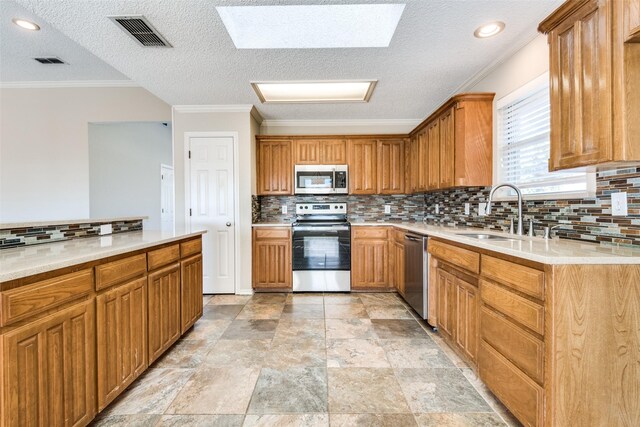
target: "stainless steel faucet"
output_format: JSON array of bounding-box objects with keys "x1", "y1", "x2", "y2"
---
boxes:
[{"x1": 486, "y1": 183, "x2": 524, "y2": 235}]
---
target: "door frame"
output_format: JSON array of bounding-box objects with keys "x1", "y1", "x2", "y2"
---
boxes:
[
  {"x1": 160, "y1": 163, "x2": 174, "y2": 233},
  {"x1": 183, "y1": 131, "x2": 241, "y2": 294}
]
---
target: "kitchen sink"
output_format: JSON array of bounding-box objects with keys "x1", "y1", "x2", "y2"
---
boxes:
[{"x1": 456, "y1": 233, "x2": 521, "y2": 241}]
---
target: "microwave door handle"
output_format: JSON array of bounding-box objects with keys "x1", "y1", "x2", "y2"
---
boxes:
[{"x1": 332, "y1": 169, "x2": 336, "y2": 191}]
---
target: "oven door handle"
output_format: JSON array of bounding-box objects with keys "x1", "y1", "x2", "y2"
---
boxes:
[{"x1": 293, "y1": 226, "x2": 350, "y2": 232}]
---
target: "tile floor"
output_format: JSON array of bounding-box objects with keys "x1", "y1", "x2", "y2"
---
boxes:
[{"x1": 92, "y1": 292, "x2": 521, "y2": 427}]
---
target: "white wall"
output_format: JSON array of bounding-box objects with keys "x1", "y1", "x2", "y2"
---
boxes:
[
  {"x1": 0, "y1": 87, "x2": 171, "y2": 223},
  {"x1": 88, "y1": 122, "x2": 172, "y2": 230},
  {"x1": 172, "y1": 109, "x2": 256, "y2": 294}
]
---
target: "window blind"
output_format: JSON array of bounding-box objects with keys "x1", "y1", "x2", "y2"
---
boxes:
[{"x1": 497, "y1": 79, "x2": 589, "y2": 197}]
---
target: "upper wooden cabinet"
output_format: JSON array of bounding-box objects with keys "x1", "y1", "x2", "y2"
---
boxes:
[
  {"x1": 256, "y1": 138, "x2": 293, "y2": 195},
  {"x1": 293, "y1": 138, "x2": 347, "y2": 164},
  {"x1": 378, "y1": 139, "x2": 405, "y2": 194},
  {"x1": 349, "y1": 139, "x2": 378, "y2": 195},
  {"x1": 539, "y1": 0, "x2": 640, "y2": 170},
  {"x1": 410, "y1": 93, "x2": 494, "y2": 192}
]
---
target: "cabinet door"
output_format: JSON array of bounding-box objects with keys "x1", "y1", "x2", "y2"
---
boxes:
[
  {"x1": 548, "y1": 0, "x2": 612, "y2": 170},
  {"x1": 2, "y1": 300, "x2": 95, "y2": 427},
  {"x1": 427, "y1": 120, "x2": 441, "y2": 190},
  {"x1": 624, "y1": 0, "x2": 640, "y2": 42},
  {"x1": 378, "y1": 139, "x2": 405, "y2": 194},
  {"x1": 257, "y1": 140, "x2": 293, "y2": 195},
  {"x1": 181, "y1": 254, "x2": 203, "y2": 333},
  {"x1": 148, "y1": 263, "x2": 181, "y2": 363},
  {"x1": 349, "y1": 139, "x2": 378, "y2": 194},
  {"x1": 439, "y1": 107, "x2": 455, "y2": 189},
  {"x1": 455, "y1": 278, "x2": 478, "y2": 364},
  {"x1": 96, "y1": 277, "x2": 147, "y2": 411},
  {"x1": 416, "y1": 130, "x2": 429, "y2": 192},
  {"x1": 293, "y1": 140, "x2": 321, "y2": 164},
  {"x1": 409, "y1": 135, "x2": 419, "y2": 193},
  {"x1": 352, "y1": 238, "x2": 389, "y2": 289},
  {"x1": 394, "y1": 241, "x2": 406, "y2": 296},
  {"x1": 321, "y1": 139, "x2": 347, "y2": 164},
  {"x1": 253, "y1": 237, "x2": 292, "y2": 289},
  {"x1": 436, "y1": 268, "x2": 455, "y2": 340}
]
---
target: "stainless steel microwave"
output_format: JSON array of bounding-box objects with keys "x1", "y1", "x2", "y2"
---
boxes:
[{"x1": 294, "y1": 165, "x2": 348, "y2": 194}]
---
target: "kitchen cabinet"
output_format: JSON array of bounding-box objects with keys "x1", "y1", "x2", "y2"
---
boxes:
[
  {"x1": 293, "y1": 139, "x2": 321, "y2": 164},
  {"x1": 147, "y1": 263, "x2": 181, "y2": 363},
  {"x1": 439, "y1": 106, "x2": 455, "y2": 188},
  {"x1": 378, "y1": 138, "x2": 405, "y2": 194},
  {"x1": 391, "y1": 231, "x2": 406, "y2": 296},
  {"x1": 181, "y1": 254, "x2": 203, "y2": 333},
  {"x1": 293, "y1": 138, "x2": 347, "y2": 164},
  {"x1": 625, "y1": 0, "x2": 640, "y2": 41},
  {"x1": 256, "y1": 138, "x2": 292, "y2": 195},
  {"x1": 96, "y1": 277, "x2": 147, "y2": 411},
  {"x1": 435, "y1": 266, "x2": 455, "y2": 340},
  {"x1": 410, "y1": 129, "x2": 429, "y2": 193},
  {"x1": 321, "y1": 139, "x2": 348, "y2": 164},
  {"x1": 539, "y1": 0, "x2": 640, "y2": 170},
  {"x1": 2, "y1": 300, "x2": 96, "y2": 427},
  {"x1": 252, "y1": 227, "x2": 292, "y2": 290},
  {"x1": 348, "y1": 139, "x2": 378, "y2": 195},
  {"x1": 351, "y1": 227, "x2": 389, "y2": 289},
  {"x1": 454, "y1": 276, "x2": 478, "y2": 363},
  {"x1": 426, "y1": 120, "x2": 440, "y2": 190}
]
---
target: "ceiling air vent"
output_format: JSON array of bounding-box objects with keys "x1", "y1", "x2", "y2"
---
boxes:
[
  {"x1": 34, "y1": 57, "x2": 66, "y2": 64},
  {"x1": 108, "y1": 15, "x2": 172, "y2": 47}
]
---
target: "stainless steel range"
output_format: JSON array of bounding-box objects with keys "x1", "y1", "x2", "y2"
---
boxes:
[{"x1": 292, "y1": 203, "x2": 351, "y2": 292}]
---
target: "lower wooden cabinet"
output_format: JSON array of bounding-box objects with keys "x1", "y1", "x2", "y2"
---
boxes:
[
  {"x1": 435, "y1": 267, "x2": 456, "y2": 340},
  {"x1": 96, "y1": 277, "x2": 147, "y2": 411},
  {"x1": 454, "y1": 277, "x2": 478, "y2": 364},
  {"x1": 391, "y1": 238, "x2": 406, "y2": 296},
  {"x1": 181, "y1": 254, "x2": 203, "y2": 333},
  {"x1": 147, "y1": 263, "x2": 181, "y2": 363},
  {"x1": 351, "y1": 227, "x2": 390, "y2": 290},
  {"x1": 1, "y1": 299, "x2": 96, "y2": 427},
  {"x1": 252, "y1": 227, "x2": 292, "y2": 290}
]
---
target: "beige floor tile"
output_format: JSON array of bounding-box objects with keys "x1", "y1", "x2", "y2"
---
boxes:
[
  {"x1": 324, "y1": 303, "x2": 369, "y2": 319},
  {"x1": 153, "y1": 339, "x2": 211, "y2": 369},
  {"x1": 413, "y1": 413, "x2": 506, "y2": 427},
  {"x1": 326, "y1": 339, "x2": 391, "y2": 368},
  {"x1": 460, "y1": 368, "x2": 521, "y2": 427},
  {"x1": 205, "y1": 339, "x2": 272, "y2": 368},
  {"x1": 325, "y1": 319, "x2": 376, "y2": 339},
  {"x1": 202, "y1": 304, "x2": 244, "y2": 320},
  {"x1": 158, "y1": 414, "x2": 244, "y2": 426},
  {"x1": 324, "y1": 294, "x2": 362, "y2": 305},
  {"x1": 274, "y1": 319, "x2": 326, "y2": 340},
  {"x1": 286, "y1": 294, "x2": 325, "y2": 305},
  {"x1": 359, "y1": 293, "x2": 404, "y2": 307},
  {"x1": 248, "y1": 367, "x2": 328, "y2": 414},
  {"x1": 208, "y1": 295, "x2": 252, "y2": 305},
  {"x1": 266, "y1": 338, "x2": 326, "y2": 368},
  {"x1": 281, "y1": 304, "x2": 325, "y2": 319},
  {"x1": 221, "y1": 319, "x2": 279, "y2": 340},
  {"x1": 182, "y1": 319, "x2": 232, "y2": 342},
  {"x1": 327, "y1": 368, "x2": 410, "y2": 414},
  {"x1": 371, "y1": 319, "x2": 430, "y2": 339},
  {"x1": 378, "y1": 339, "x2": 455, "y2": 368},
  {"x1": 247, "y1": 293, "x2": 287, "y2": 304},
  {"x1": 166, "y1": 367, "x2": 260, "y2": 415},
  {"x1": 243, "y1": 414, "x2": 329, "y2": 426},
  {"x1": 365, "y1": 305, "x2": 414, "y2": 319},
  {"x1": 329, "y1": 413, "x2": 417, "y2": 427},
  {"x1": 237, "y1": 303, "x2": 285, "y2": 320},
  {"x1": 91, "y1": 414, "x2": 161, "y2": 426}
]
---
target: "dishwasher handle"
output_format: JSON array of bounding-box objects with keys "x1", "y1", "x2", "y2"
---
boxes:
[{"x1": 404, "y1": 235, "x2": 421, "y2": 242}]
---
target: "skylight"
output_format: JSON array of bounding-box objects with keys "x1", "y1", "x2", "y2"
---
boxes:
[
  {"x1": 216, "y1": 4, "x2": 406, "y2": 49},
  {"x1": 251, "y1": 81, "x2": 377, "y2": 103}
]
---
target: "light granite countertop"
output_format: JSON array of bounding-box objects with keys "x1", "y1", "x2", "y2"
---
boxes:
[
  {"x1": 0, "y1": 229, "x2": 206, "y2": 283},
  {"x1": 252, "y1": 222, "x2": 292, "y2": 227},
  {"x1": 1, "y1": 216, "x2": 149, "y2": 229},
  {"x1": 252, "y1": 221, "x2": 640, "y2": 265}
]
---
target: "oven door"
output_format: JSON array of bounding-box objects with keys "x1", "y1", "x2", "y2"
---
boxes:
[{"x1": 292, "y1": 225, "x2": 351, "y2": 271}]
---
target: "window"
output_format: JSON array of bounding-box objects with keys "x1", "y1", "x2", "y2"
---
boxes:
[{"x1": 496, "y1": 72, "x2": 594, "y2": 199}]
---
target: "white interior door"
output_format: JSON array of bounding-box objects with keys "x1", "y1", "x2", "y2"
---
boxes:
[
  {"x1": 188, "y1": 136, "x2": 236, "y2": 294},
  {"x1": 160, "y1": 164, "x2": 174, "y2": 233}
]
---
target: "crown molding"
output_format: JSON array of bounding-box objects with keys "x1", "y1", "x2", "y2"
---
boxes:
[
  {"x1": 172, "y1": 104, "x2": 264, "y2": 124},
  {"x1": 0, "y1": 80, "x2": 138, "y2": 89},
  {"x1": 260, "y1": 119, "x2": 422, "y2": 129}
]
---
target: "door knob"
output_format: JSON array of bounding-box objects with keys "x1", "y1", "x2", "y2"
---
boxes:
[{"x1": 226, "y1": 222, "x2": 232, "y2": 227}]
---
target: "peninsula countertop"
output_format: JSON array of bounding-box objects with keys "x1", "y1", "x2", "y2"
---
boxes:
[
  {"x1": 0, "y1": 229, "x2": 207, "y2": 283},
  {"x1": 252, "y1": 221, "x2": 640, "y2": 265}
]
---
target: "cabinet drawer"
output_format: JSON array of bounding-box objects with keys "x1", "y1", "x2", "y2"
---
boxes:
[
  {"x1": 1, "y1": 269, "x2": 93, "y2": 326},
  {"x1": 96, "y1": 253, "x2": 147, "y2": 291},
  {"x1": 481, "y1": 255, "x2": 544, "y2": 300},
  {"x1": 481, "y1": 280, "x2": 544, "y2": 336},
  {"x1": 254, "y1": 228, "x2": 291, "y2": 239},
  {"x1": 180, "y1": 238, "x2": 202, "y2": 258},
  {"x1": 352, "y1": 227, "x2": 389, "y2": 239},
  {"x1": 393, "y1": 229, "x2": 406, "y2": 243},
  {"x1": 479, "y1": 341, "x2": 544, "y2": 427},
  {"x1": 428, "y1": 240, "x2": 480, "y2": 274},
  {"x1": 480, "y1": 306, "x2": 544, "y2": 384},
  {"x1": 148, "y1": 245, "x2": 180, "y2": 271}
]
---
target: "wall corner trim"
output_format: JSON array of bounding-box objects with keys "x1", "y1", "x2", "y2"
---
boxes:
[
  {"x1": 173, "y1": 104, "x2": 256, "y2": 114},
  {"x1": 0, "y1": 80, "x2": 139, "y2": 89},
  {"x1": 260, "y1": 118, "x2": 422, "y2": 128}
]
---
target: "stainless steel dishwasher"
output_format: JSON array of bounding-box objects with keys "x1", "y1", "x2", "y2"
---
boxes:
[{"x1": 404, "y1": 233, "x2": 428, "y2": 319}]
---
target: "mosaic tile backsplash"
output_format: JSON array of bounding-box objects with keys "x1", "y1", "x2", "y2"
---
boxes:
[
  {"x1": 0, "y1": 219, "x2": 143, "y2": 249},
  {"x1": 256, "y1": 164, "x2": 640, "y2": 247}
]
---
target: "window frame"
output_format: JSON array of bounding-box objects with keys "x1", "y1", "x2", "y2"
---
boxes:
[{"x1": 492, "y1": 72, "x2": 596, "y2": 201}]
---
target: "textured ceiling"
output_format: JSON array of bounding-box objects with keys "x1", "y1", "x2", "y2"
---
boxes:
[
  {"x1": 0, "y1": 1, "x2": 129, "y2": 82},
  {"x1": 6, "y1": 0, "x2": 562, "y2": 120}
]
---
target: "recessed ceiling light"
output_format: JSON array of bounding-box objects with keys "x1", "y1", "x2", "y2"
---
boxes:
[
  {"x1": 251, "y1": 81, "x2": 378, "y2": 104},
  {"x1": 474, "y1": 21, "x2": 505, "y2": 38},
  {"x1": 216, "y1": 4, "x2": 405, "y2": 49},
  {"x1": 12, "y1": 18, "x2": 40, "y2": 31}
]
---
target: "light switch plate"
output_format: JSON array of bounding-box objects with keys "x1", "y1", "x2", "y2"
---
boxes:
[
  {"x1": 384, "y1": 205, "x2": 391, "y2": 214},
  {"x1": 435, "y1": 204, "x2": 440, "y2": 214},
  {"x1": 99, "y1": 224, "x2": 112, "y2": 235},
  {"x1": 612, "y1": 192, "x2": 628, "y2": 216},
  {"x1": 282, "y1": 205, "x2": 288, "y2": 214},
  {"x1": 464, "y1": 203, "x2": 470, "y2": 215},
  {"x1": 478, "y1": 202, "x2": 487, "y2": 216}
]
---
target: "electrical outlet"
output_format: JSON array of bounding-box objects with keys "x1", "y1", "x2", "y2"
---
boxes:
[
  {"x1": 464, "y1": 203, "x2": 470, "y2": 215},
  {"x1": 99, "y1": 224, "x2": 112, "y2": 235},
  {"x1": 478, "y1": 202, "x2": 487, "y2": 217},
  {"x1": 384, "y1": 205, "x2": 391, "y2": 214},
  {"x1": 612, "y1": 192, "x2": 628, "y2": 216},
  {"x1": 281, "y1": 205, "x2": 288, "y2": 214},
  {"x1": 435, "y1": 204, "x2": 440, "y2": 215}
]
